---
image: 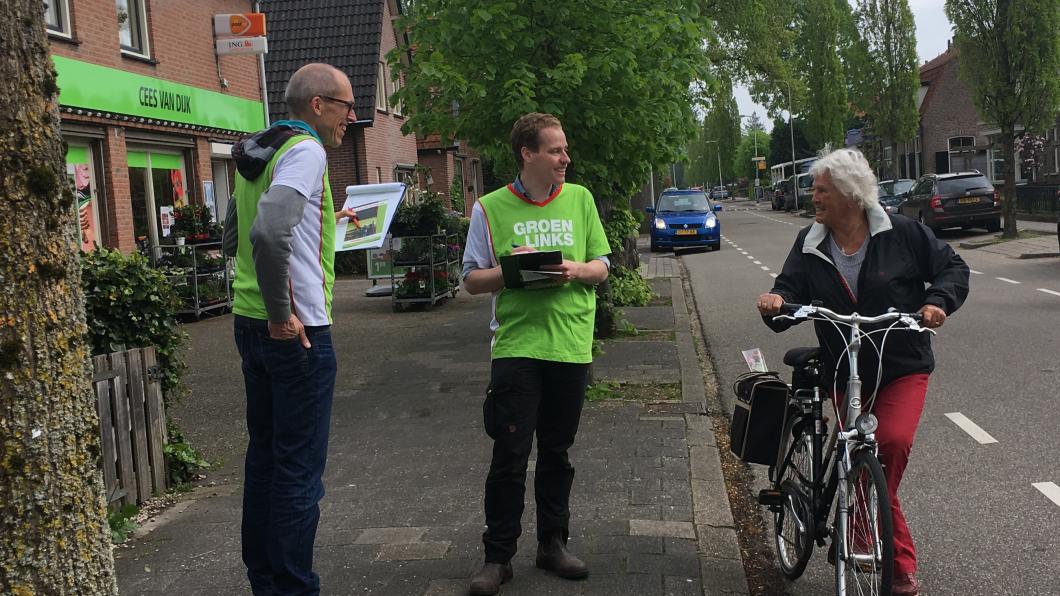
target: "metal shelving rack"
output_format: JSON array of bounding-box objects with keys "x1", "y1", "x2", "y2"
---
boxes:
[
  {"x1": 153, "y1": 241, "x2": 232, "y2": 319},
  {"x1": 389, "y1": 233, "x2": 461, "y2": 312}
]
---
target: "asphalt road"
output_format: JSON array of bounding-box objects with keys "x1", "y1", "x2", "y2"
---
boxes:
[{"x1": 681, "y1": 201, "x2": 1060, "y2": 595}]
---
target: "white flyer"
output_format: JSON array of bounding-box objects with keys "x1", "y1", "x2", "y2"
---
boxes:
[{"x1": 335, "y1": 182, "x2": 407, "y2": 251}]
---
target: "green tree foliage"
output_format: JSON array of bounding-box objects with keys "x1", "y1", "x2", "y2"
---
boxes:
[
  {"x1": 735, "y1": 129, "x2": 771, "y2": 183},
  {"x1": 946, "y1": 0, "x2": 1060, "y2": 238},
  {"x1": 768, "y1": 117, "x2": 815, "y2": 173},
  {"x1": 686, "y1": 75, "x2": 742, "y2": 187},
  {"x1": 390, "y1": 0, "x2": 710, "y2": 203},
  {"x1": 854, "y1": 0, "x2": 920, "y2": 180},
  {"x1": 711, "y1": 0, "x2": 802, "y2": 116},
  {"x1": 803, "y1": 0, "x2": 848, "y2": 150}
]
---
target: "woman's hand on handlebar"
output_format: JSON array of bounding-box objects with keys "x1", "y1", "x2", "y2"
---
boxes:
[
  {"x1": 917, "y1": 304, "x2": 947, "y2": 328},
  {"x1": 757, "y1": 293, "x2": 786, "y2": 316}
]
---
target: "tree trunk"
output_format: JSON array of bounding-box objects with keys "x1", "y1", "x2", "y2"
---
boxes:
[
  {"x1": 1001, "y1": 131, "x2": 1019, "y2": 239},
  {"x1": 0, "y1": 1, "x2": 117, "y2": 593},
  {"x1": 891, "y1": 141, "x2": 901, "y2": 181}
]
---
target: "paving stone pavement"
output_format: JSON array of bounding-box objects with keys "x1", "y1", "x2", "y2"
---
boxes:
[{"x1": 114, "y1": 271, "x2": 747, "y2": 596}]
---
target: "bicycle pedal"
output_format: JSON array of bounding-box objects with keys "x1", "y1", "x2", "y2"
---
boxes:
[{"x1": 757, "y1": 489, "x2": 784, "y2": 506}]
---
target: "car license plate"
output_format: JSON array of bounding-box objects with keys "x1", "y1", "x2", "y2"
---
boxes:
[
  {"x1": 959, "y1": 196, "x2": 981, "y2": 204},
  {"x1": 676, "y1": 229, "x2": 697, "y2": 235}
]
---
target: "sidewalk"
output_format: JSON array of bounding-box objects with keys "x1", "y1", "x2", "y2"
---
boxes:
[{"x1": 114, "y1": 266, "x2": 747, "y2": 595}]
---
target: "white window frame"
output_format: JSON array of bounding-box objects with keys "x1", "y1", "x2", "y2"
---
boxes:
[
  {"x1": 117, "y1": 0, "x2": 150, "y2": 58},
  {"x1": 376, "y1": 62, "x2": 389, "y2": 111},
  {"x1": 46, "y1": 0, "x2": 73, "y2": 38}
]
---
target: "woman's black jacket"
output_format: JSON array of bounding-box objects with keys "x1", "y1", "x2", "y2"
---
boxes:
[{"x1": 765, "y1": 206, "x2": 970, "y2": 394}]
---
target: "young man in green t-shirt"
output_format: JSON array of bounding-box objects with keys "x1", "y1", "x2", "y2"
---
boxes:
[{"x1": 462, "y1": 113, "x2": 611, "y2": 595}]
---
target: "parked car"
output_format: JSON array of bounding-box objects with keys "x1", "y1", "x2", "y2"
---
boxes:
[
  {"x1": 772, "y1": 178, "x2": 792, "y2": 211},
  {"x1": 647, "y1": 189, "x2": 722, "y2": 252},
  {"x1": 794, "y1": 173, "x2": 814, "y2": 211},
  {"x1": 897, "y1": 171, "x2": 1001, "y2": 232},
  {"x1": 711, "y1": 186, "x2": 730, "y2": 200},
  {"x1": 877, "y1": 178, "x2": 916, "y2": 214}
]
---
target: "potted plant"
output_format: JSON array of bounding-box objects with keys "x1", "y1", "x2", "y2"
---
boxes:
[{"x1": 171, "y1": 205, "x2": 199, "y2": 244}]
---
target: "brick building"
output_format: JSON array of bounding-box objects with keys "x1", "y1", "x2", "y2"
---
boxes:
[
  {"x1": 889, "y1": 45, "x2": 1060, "y2": 192},
  {"x1": 48, "y1": 0, "x2": 266, "y2": 253},
  {"x1": 261, "y1": 0, "x2": 483, "y2": 214}
]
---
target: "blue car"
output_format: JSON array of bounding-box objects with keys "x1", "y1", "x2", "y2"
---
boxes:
[{"x1": 647, "y1": 189, "x2": 722, "y2": 252}]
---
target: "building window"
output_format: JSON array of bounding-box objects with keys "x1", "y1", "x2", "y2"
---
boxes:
[
  {"x1": 1054, "y1": 147, "x2": 1059, "y2": 174},
  {"x1": 393, "y1": 164, "x2": 416, "y2": 187},
  {"x1": 66, "y1": 143, "x2": 104, "y2": 250},
  {"x1": 46, "y1": 0, "x2": 73, "y2": 37},
  {"x1": 391, "y1": 73, "x2": 403, "y2": 116},
  {"x1": 376, "y1": 62, "x2": 388, "y2": 111},
  {"x1": 948, "y1": 136, "x2": 975, "y2": 173},
  {"x1": 117, "y1": 0, "x2": 149, "y2": 57}
]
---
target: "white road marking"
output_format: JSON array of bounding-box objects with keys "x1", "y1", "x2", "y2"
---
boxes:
[
  {"x1": 1033, "y1": 482, "x2": 1060, "y2": 508},
  {"x1": 944, "y1": 412, "x2": 998, "y2": 445},
  {"x1": 969, "y1": 269, "x2": 983, "y2": 275},
  {"x1": 746, "y1": 255, "x2": 755, "y2": 260},
  {"x1": 760, "y1": 266, "x2": 770, "y2": 271},
  {"x1": 753, "y1": 260, "x2": 762, "y2": 265},
  {"x1": 996, "y1": 277, "x2": 1021, "y2": 284},
  {"x1": 770, "y1": 273, "x2": 779, "y2": 278},
  {"x1": 1038, "y1": 288, "x2": 1060, "y2": 297},
  {"x1": 739, "y1": 250, "x2": 748, "y2": 254}
]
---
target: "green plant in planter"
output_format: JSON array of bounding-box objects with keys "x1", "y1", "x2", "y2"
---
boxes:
[{"x1": 81, "y1": 249, "x2": 188, "y2": 404}]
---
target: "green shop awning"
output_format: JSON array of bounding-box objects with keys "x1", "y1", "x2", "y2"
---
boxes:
[{"x1": 53, "y1": 56, "x2": 265, "y2": 133}]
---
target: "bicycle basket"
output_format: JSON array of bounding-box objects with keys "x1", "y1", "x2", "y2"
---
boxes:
[{"x1": 730, "y1": 371, "x2": 789, "y2": 465}]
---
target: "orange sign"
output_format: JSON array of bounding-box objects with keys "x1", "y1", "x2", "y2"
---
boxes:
[{"x1": 214, "y1": 13, "x2": 266, "y2": 38}]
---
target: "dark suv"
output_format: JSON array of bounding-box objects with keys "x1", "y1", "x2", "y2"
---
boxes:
[{"x1": 897, "y1": 172, "x2": 1001, "y2": 232}]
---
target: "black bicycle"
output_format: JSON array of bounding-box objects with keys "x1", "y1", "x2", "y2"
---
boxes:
[{"x1": 757, "y1": 303, "x2": 934, "y2": 595}]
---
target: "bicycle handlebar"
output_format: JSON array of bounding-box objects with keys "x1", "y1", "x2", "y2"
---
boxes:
[{"x1": 774, "y1": 302, "x2": 932, "y2": 331}]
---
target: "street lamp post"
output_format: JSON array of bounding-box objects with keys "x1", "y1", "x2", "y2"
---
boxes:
[{"x1": 705, "y1": 140, "x2": 723, "y2": 196}]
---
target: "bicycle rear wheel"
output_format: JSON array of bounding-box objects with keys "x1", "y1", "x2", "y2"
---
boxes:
[
  {"x1": 834, "y1": 449, "x2": 893, "y2": 595},
  {"x1": 773, "y1": 417, "x2": 814, "y2": 579}
]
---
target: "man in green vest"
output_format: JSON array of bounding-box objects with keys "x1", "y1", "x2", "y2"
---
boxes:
[
  {"x1": 462, "y1": 113, "x2": 612, "y2": 595},
  {"x1": 222, "y1": 63, "x2": 355, "y2": 596}
]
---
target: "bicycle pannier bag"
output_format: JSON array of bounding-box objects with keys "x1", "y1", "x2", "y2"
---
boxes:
[{"x1": 730, "y1": 371, "x2": 788, "y2": 465}]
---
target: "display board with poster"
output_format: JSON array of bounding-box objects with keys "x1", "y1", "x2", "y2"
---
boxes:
[{"x1": 335, "y1": 183, "x2": 407, "y2": 251}]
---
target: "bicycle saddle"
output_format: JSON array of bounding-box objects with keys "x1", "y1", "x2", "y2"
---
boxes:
[{"x1": 783, "y1": 347, "x2": 820, "y2": 367}]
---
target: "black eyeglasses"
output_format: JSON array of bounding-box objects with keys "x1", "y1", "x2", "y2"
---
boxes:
[{"x1": 319, "y1": 95, "x2": 355, "y2": 114}]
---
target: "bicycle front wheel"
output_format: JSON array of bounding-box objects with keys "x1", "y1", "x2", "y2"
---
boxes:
[
  {"x1": 834, "y1": 449, "x2": 893, "y2": 596},
  {"x1": 773, "y1": 417, "x2": 814, "y2": 579}
]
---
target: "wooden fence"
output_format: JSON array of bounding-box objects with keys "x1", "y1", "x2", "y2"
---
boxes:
[{"x1": 92, "y1": 347, "x2": 168, "y2": 508}]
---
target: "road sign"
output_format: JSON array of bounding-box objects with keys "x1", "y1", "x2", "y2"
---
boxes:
[
  {"x1": 216, "y1": 37, "x2": 268, "y2": 55},
  {"x1": 214, "y1": 13, "x2": 266, "y2": 37}
]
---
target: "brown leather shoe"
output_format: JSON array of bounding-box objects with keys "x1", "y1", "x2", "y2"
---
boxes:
[
  {"x1": 893, "y1": 572, "x2": 921, "y2": 596},
  {"x1": 535, "y1": 535, "x2": 588, "y2": 580},
  {"x1": 468, "y1": 562, "x2": 512, "y2": 596}
]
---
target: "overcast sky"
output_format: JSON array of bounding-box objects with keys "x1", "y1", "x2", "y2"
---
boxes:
[{"x1": 735, "y1": 0, "x2": 953, "y2": 132}]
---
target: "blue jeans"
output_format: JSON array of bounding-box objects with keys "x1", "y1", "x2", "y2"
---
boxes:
[{"x1": 234, "y1": 315, "x2": 336, "y2": 596}]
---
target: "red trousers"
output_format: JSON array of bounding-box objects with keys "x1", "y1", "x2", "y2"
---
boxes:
[{"x1": 839, "y1": 373, "x2": 928, "y2": 575}]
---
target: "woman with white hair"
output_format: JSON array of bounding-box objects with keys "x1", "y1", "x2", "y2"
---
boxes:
[{"x1": 756, "y1": 148, "x2": 970, "y2": 596}]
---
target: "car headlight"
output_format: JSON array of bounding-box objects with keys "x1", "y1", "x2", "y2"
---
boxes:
[
  {"x1": 704, "y1": 217, "x2": 717, "y2": 228},
  {"x1": 654, "y1": 218, "x2": 666, "y2": 230}
]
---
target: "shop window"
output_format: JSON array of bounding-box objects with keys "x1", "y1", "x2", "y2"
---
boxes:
[
  {"x1": 211, "y1": 159, "x2": 234, "y2": 224},
  {"x1": 65, "y1": 144, "x2": 102, "y2": 251},
  {"x1": 376, "y1": 62, "x2": 388, "y2": 111},
  {"x1": 46, "y1": 0, "x2": 73, "y2": 37},
  {"x1": 117, "y1": 0, "x2": 149, "y2": 57},
  {"x1": 128, "y1": 149, "x2": 187, "y2": 251}
]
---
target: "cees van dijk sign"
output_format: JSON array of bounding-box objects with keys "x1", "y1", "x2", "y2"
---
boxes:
[{"x1": 214, "y1": 13, "x2": 267, "y2": 55}]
